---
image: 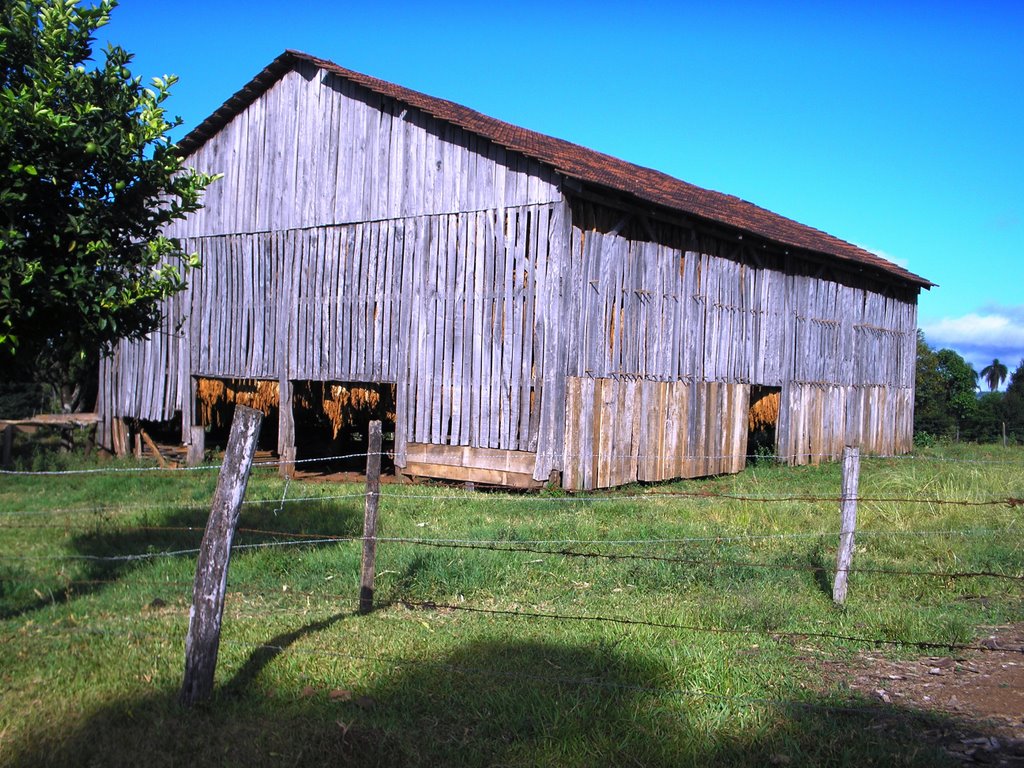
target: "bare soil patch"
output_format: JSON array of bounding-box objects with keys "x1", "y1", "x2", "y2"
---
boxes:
[{"x1": 815, "y1": 624, "x2": 1024, "y2": 765}]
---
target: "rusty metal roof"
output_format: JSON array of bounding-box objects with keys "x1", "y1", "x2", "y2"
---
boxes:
[{"x1": 179, "y1": 50, "x2": 932, "y2": 289}]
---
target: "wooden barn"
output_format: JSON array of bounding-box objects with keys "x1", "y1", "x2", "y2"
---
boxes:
[{"x1": 96, "y1": 50, "x2": 932, "y2": 490}]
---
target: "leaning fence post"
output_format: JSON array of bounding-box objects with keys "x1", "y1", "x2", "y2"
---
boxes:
[
  {"x1": 833, "y1": 445, "x2": 860, "y2": 605},
  {"x1": 359, "y1": 420, "x2": 383, "y2": 614},
  {"x1": 180, "y1": 405, "x2": 263, "y2": 707}
]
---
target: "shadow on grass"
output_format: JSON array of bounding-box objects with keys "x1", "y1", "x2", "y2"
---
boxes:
[
  {"x1": 5, "y1": 625, "x2": 984, "y2": 768},
  {"x1": 224, "y1": 611, "x2": 351, "y2": 697},
  {"x1": 70, "y1": 497, "x2": 365, "y2": 573},
  {"x1": 0, "y1": 499, "x2": 364, "y2": 620},
  {"x1": 807, "y1": 549, "x2": 835, "y2": 598}
]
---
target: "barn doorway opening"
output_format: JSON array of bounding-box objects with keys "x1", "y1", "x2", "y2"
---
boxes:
[
  {"x1": 194, "y1": 377, "x2": 280, "y2": 453},
  {"x1": 747, "y1": 386, "x2": 780, "y2": 464},
  {"x1": 291, "y1": 381, "x2": 396, "y2": 476}
]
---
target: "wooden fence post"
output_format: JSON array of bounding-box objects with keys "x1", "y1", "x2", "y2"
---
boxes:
[
  {"x1": 280, "y1": 446, "x2": 296, "y2": 480},
  {"x1": 186, "y1": 425, "x2": 206, "y2": 467},
  {"x1": 278, "y1": 378, "x2": 295, "y2": 479},
  {"x1": 833, "y1": 445, "x2": 860, "y2": 605},
  {"x1": 180, "y1": 405, "x2": 263, "y2": 707},
  {"x1": 359, "y1": 420, "x2": 383, "y2": 614}
]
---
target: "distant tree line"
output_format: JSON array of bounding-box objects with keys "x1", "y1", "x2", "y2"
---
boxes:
[{"x1": 915, "y1": 331, "x2": 1024, "y2": 444}]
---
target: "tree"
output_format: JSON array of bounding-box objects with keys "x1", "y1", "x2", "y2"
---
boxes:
[
  {"x1": 0, "y1": 0, "x2": 217, "y2": 410},
  {"x1": 934, "y1": 348, "x2": 978, "y2": 441},
  {"x1": 914, "y1": 332, "x2": 982, "y2": 442},
  {"x1": 979, "y1": 358, "x2": 1008, "y2": 392},
  {"x1": 913, "y1": 330, "x2": 953, "y2": 438},
  {"x1": 963, "y1": 392, "x2": 1004, "y2": 443},
  {"x1": 1003, "y1": 359, "x2": 1024, "y2": 443}
]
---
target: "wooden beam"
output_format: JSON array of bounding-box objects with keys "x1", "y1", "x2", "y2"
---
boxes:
[
  {"x1": 833, "y1": 446, "x2": 860, "y2": 605},
  {"x1": 403, "y1": 459, "x2": 543, "y2": 489},
  {"x1": 140, "y1": 429, "x2": 168, "y2": 469},
  {"x1": 187, "y1": 426, "x2": 206, "y2": 467}
]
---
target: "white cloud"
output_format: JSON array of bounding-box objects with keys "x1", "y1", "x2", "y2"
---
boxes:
[
  {"x1": 921, "y1": 307, "x2": 1024, "y2": 385},
  {"x1": 856, "y1": 244, "x2": 911, "y2": 270},
  {"x1": 923, "y1": 313, "x2": 1024, "y2": 348}
]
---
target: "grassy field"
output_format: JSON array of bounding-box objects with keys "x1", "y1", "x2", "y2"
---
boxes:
[{"x1": 1, "y1": 442, "x2": 1022, "y2": 766}]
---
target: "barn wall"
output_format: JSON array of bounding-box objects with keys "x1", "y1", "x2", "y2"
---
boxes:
[
  {"x1": 562, "y1": 378, "x2": 748, "y2": 490},
  {"x1": 167, "y1": 62, "x2": 561, "y2": 239},
  {"x1": 103, "y1": 59, "x2": 566, "y2": 461},
  {"x1": 99, "y1": 201, "x2": 566, "y2": 465},
  {"x1": 99, "y1": 63, "x2": 920, "y2": 488},
  {"x1": 553, "y1": 204, "x2": 917, "y2": 487},
  {"x1": 562, "y1": 218, "x2": 916, "y2": 388},
  {"x1": 777, "y1": 383, "x2": 915, "y2": 464}
]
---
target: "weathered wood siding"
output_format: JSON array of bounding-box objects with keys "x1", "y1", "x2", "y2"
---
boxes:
[
  {"x1": 563, "y1": 378, "x2": 748, "y2": 489},
  {"x1": 777, "y1": 384, "x2": 914, "y2": 463},
  {"x1": 167, "y1": 62, "x2": 560, "y2": 239},
  {"x1": 555, "y1": 203, "x2": 917, "y2": 487},
  {"x1": 98, "y1": 61, "x2": 919, "y2": 490},
  {"x1": 101, "y1": 62, "x2": 564, "y2": 461},
  {"x1": 100, "y1": 202, "x2": 563, "y2": 463}
]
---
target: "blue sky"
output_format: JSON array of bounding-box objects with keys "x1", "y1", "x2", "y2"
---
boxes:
[{"x1": 103, "y1": 0, "x2": 1023, "y2": 385}]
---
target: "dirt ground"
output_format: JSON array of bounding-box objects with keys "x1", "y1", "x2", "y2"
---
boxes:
[{"x1": 813, "y1": 623, "x2": 1024, "y2": 765}]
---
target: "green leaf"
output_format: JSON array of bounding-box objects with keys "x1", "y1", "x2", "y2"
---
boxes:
[{"x1": 0, "y1": 0, "x2": 217, "y2": 387}]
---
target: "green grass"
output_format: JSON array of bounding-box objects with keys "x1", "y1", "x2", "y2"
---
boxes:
[{"x1": 1, "y1": 443, "x2": 1022, "y2": 766}]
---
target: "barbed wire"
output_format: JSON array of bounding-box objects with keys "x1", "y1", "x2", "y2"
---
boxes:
[
  {"x1": 2, "y1": 527, "x2": 1020, "y2": 584},
  {"x1": 16, "y1": 574, "x2": 1024, "y2": 610},
  {"x1": 1, "y1": 515, "x2": 1015, "y2": 546},
  {"x1": 0, "y1": 492, "x2": 369, "y2": 518},
  {"x1": 395, "y1": 599, "x2": 1024, "y2": 654},
  {"x1": 6, "y1": 589, "x2": 1022, "y2": 658},
  {"x1": 0, "y1": 536, "x2": 351, "y2": 562},
  {"x1": 4, "y1": 446, "x2": 1021, "y2": 477},
  {"x1": 8, "y1": 578, "x2": 1024, "y2": 621},
  {"x1": 0, "y1": 451, "x2": 382, "y2": 476},
  {"x1": 2, "y1": 486, "x2": 1020, "y2": 520},
  {"x1": 374, "y1": 538, "x2": 1024, "y2": 582}
]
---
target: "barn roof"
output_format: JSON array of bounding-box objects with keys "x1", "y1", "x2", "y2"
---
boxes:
[{"x1": 179, "y1": 50, "x2": 933, "y2": 289}]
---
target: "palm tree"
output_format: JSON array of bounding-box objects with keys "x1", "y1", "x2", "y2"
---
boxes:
[{"x1": 980, "y1": 358, "x2": 1009, "y2": 392}]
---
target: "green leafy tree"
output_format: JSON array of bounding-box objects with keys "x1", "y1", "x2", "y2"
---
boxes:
[
  {"x1": 0, "y1": 0, "x2": 216, "y2": 410},
  {"x1": 963, "y1": 392, "x2": 1004, "y2": 443},
  {"x1": 979, "y1": 358, "x2": 1008, "y2": 392},
  {"x1": 913, "y1": 330, "x2": 952, "y2": 438},
  {"x1": 1007, "y1": 359, "x2": 1024, "y2": 398},
  {"x1": 934, "y1": 348, "x2": 978, "y2": 441},
  {"x1": 914, "y1": 332, "x2": 982, "y2": 442},
  {"x1": 1003, "y1": 359, "x2": 1024, "y2": 443}
]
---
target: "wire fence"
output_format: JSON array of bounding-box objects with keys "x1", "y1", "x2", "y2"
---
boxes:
[
  {"x1": 1, "y1": 485, "x2": 1020, "y2": 519},
  {"x1": 3, "y1": 445, "x2": 1023, "y2": 724},
  {"x1": 4, "y1": 447, "x2": 1024, "y2": 477},
  {"x1": 2, "y1": 526, "x2": 1021, "y2": 584}
]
